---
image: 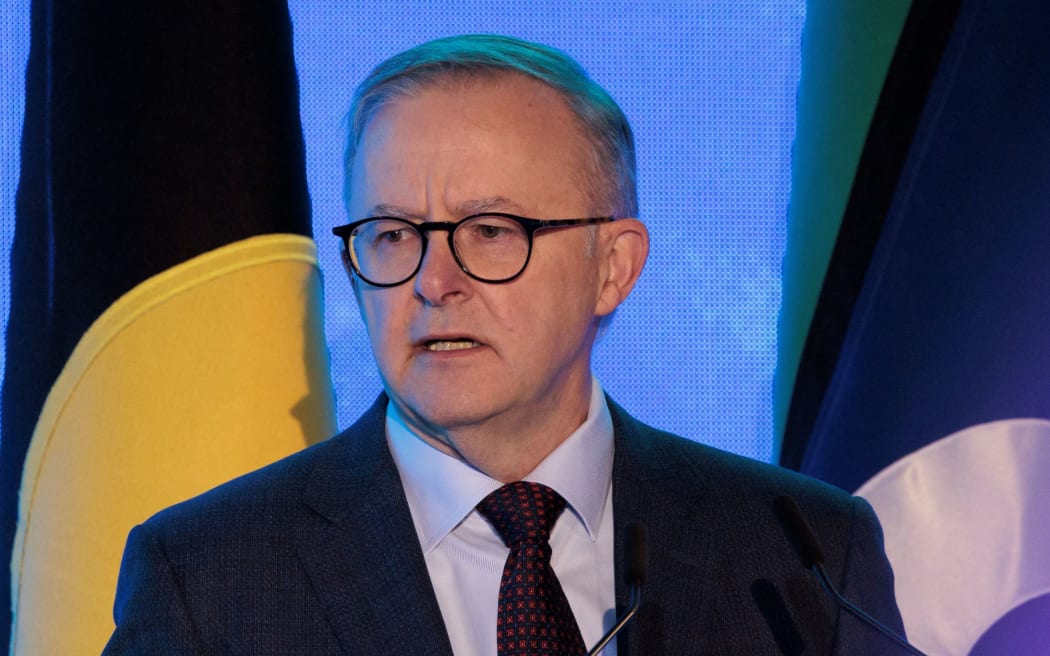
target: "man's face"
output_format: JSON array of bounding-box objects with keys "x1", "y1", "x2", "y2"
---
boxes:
[{"x1": 347, "y1": 74, "x2": 611, "y2": 442}]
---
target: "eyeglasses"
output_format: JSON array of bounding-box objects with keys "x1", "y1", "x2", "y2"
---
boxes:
[{"x1": 332, "y1": 212, "x2": 613, "y2": 287}]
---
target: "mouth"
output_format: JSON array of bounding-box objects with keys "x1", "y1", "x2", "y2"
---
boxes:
[{"x1": 422, "y1": 338, "x2": 482, "y2": 352}]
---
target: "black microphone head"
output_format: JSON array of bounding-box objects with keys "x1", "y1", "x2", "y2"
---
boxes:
[
  {"x1": 773, "y1": 495, "x2": 826, "y2": 569},
  {"x1": 624, "y1": 521, "x2": 649, "y2": 586}
]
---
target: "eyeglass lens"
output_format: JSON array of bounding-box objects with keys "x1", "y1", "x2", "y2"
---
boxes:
[{"x1": 349, "y1": 215, "x2": 530, "y2": 285}]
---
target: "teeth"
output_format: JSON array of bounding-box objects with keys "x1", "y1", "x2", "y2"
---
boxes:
[{"x1": 426, "y1": 340, "x2": 480, "y2": 352}]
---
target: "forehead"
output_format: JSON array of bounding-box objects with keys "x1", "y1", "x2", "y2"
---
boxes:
[
  {"x1": 360, "y1": 73, "x2": 586, "y2": 160},
  {"x1": 349, "y1": 75, "x2": 595, "y2": 216},
  {"x1": 364, "y1": 70, "x2": 582, "y2": 139}
]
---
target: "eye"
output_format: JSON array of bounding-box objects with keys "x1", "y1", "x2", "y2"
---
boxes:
[
  {"x1": 462, "y1": 216, "x2": 521, "y2": 241},
  {"x1": 355, "y1": 219, "x2": 419, "y2": 248},
  {"x1": 379, "y1": 228, "x2": 409, "y2": 243},
  {"x1": 476, "y1": 223, "x2": 512, "y2": 239}
]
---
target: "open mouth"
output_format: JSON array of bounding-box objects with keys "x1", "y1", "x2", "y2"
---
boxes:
[{"x1": 424, "y1": 339, "x2": 481, "y2": 352}]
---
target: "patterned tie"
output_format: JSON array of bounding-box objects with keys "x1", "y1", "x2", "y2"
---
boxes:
[{"x1": 477, "y1": 481, "x2": 587, "y2": 656}]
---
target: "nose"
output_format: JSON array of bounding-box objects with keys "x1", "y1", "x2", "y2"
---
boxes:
[{"x1": 413, "y1": 232, "x2": 472, "y2": 306}]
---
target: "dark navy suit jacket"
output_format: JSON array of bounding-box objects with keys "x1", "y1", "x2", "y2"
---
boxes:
[{"x1": 104, "y1": 395, "x2": 903, "y2": 654}]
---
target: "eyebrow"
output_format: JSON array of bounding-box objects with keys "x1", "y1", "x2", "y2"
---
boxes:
[
  {"x1": 367, "y1": 197, "x2": 528, "y2": 220},
  {"x1": 454, "y1": 196, "x2": 527, "y2": 216},
  {"x1": 367, "y1": 203, "x2": 420, "y2": 219}
]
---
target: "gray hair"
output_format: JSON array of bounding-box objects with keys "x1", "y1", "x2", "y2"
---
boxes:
[{"x1": 343, "y1": 34, "x2": 638, "y2": 218}]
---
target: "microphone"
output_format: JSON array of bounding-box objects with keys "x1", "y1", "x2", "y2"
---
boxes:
[
  {"x1": 773, "y1": 496, "x2": 927, "y2": 656},
  {"x1": 586, "y1": 522, "x2": 648, "y2": 655}
]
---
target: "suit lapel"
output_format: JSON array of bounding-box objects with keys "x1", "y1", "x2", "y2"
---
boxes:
[
  {"x1": 294, "y1": 396, "x2": 454, "y2": 656},
  {"x1": 288, "y1": 394, "x2": 727, "y2": 655},
  {"x1": 609, "y1": 398, "x2": 725, "y2": 656}
]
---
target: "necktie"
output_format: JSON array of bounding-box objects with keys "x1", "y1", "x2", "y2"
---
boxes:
[{"x1": 477, "y1": 481, "x2": 587, "y2": 656}]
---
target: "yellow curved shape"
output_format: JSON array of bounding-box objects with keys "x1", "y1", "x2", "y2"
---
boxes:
[{"x1": 11, "y1": 233, "x2": 337, "y2": 655}]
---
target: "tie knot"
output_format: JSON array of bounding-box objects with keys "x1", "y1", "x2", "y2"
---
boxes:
[{"x1": 477, "y1": 481, "x2": 567, "y2": 548}]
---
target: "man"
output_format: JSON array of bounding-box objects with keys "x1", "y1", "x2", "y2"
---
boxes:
[{"x1": 105, "y1": 35, "x2": 903, "y2": 654}]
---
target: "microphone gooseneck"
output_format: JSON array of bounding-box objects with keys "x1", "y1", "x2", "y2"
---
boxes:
[
  {"x1": 773, "y1": 495, "x2": 928, "y2": 656},
  {"x1": 585, "y1": 522, "x2": 648, "y2": 656}
]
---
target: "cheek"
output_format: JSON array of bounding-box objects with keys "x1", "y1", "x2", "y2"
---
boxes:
[
  {"x1": 538, "y1": 252, "x2": 602, "y2": 318},
  {"x1": 496, "y1": 268, "x2": 598, "y2": 347}
]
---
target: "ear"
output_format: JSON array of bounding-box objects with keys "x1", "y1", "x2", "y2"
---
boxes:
[{"x1": 594, "y1": 218, "x2": 649, "y2": 317}]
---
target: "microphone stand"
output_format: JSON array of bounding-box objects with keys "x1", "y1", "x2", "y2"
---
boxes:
[
  {"x1": 586, "y1": 581, "x2": 641, "y2": 656},
  {"x1": 811, "y1": 562, "x2": 927, "y2": 656},
  {"x1": 587, "y1": 521, "x2": 647, "y2": 655}
]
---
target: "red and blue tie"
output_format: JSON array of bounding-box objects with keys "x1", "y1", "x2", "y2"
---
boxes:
[{"x1": 477, "y1": 481, "x2": 587, "y2": 656}]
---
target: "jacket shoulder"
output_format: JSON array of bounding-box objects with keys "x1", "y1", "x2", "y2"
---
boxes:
[{"x1": 610, "y1": 397, "x2": 857, "y2": 516}]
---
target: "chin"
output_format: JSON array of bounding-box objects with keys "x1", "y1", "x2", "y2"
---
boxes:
[{"x1": 398, "y1": 388, "x2": 502, "y2": 431}]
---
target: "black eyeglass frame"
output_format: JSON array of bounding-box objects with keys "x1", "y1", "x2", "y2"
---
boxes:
[{"x1": 332, "y1": 212, "x2": 614, "y2": 287}]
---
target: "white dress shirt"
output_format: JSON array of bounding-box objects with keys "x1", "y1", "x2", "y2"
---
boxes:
[{"x1": 385, "y1": 378, "x2": 617, "y2": 656}]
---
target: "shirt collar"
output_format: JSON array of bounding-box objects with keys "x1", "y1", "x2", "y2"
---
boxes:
[{"x1": 386, "y1": 377, "x2": 615, "y2": 553}]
